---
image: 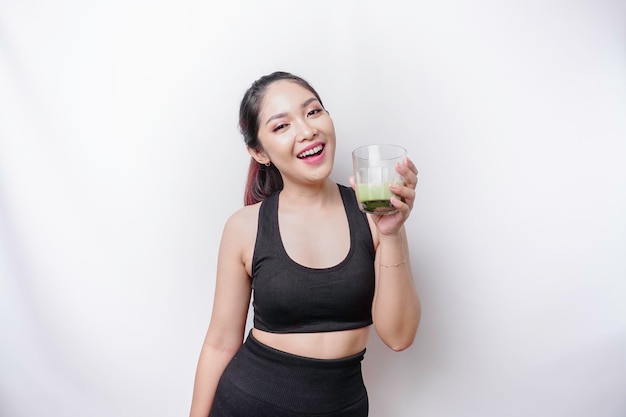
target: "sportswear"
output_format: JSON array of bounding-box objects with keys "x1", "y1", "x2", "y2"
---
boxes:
[{"x1": 251, "y1": 184, "x2": 376, "y2": 333}]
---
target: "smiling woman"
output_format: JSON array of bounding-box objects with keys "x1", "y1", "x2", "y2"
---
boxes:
[
  {"x1": 249, "y1": 77, "x2": 337, "y2": 188},
  {"x1": 2, "y1": 1, "x2": 625, "y2": 416},
  {"x1": 240, "y1": 72, "x2": 335, "y2": 205},
  {"x1": 188, "y1": 71, "x2": 421, "y2": 417}
]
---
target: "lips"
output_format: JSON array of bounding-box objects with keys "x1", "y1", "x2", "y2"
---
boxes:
[{"x1": 297, "y1": 143, "x2": 324, "y2": 159}]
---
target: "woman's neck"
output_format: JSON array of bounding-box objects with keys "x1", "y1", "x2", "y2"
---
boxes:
[{"x1": 278, "y1": 179, "x2": 340, "y2": 209}]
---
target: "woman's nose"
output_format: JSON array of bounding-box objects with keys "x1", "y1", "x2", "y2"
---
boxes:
[{"x1": 295, "y1": 119, "x2": 317, "y2": 141}]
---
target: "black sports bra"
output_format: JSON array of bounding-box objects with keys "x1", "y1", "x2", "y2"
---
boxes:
[{"x1": 251, "y1": 184, "x2": 375, "y2": 333}]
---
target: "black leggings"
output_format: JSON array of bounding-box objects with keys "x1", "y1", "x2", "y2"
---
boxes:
[{"x1": 210, "y1": 331, "x2": 369, "y2": 417}]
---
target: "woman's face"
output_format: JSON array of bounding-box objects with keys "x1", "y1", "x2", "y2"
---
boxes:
[{"x1": 252, "y1": 80, "x2": 336, "y2": 186}]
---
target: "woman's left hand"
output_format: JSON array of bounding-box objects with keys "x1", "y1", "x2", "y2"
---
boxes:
[{"x1": 364, "y1": 156, "x2": 418, "y2": 236}]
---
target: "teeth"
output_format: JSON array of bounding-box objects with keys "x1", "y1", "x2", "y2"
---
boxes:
[{"x1": 298, "y1": 145, "x2": 323, "y2": 158}]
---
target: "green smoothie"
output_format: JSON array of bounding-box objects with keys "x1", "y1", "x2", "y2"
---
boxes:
[{"x1": 355, "y1": 182, "x2": 399, "y2": 214}]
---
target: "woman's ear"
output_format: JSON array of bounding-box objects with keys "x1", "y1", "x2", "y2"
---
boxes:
[{"x1": 247, "y1": 146, "x2": 270, "y2": 165}]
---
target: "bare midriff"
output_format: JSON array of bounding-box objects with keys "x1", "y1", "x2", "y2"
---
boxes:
[{"x1": 251, "y1": 326, "x2": 371, "y2": 360}]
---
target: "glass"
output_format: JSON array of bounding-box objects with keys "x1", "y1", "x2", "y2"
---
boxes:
[{"x1": 352, "y1": 144, "x2": 407, "y2": 215}]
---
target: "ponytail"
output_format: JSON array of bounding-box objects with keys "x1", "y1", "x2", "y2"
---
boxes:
[{"x1": 244, "y1": 158, "x2": 284, "y2": 206}]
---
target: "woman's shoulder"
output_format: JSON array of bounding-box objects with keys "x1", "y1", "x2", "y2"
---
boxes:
[
  {"x1": 224, "y1": 202, "x2": 262, "y2": 234},
  {"x1": 219, "y1": 202, "x2": 262, "y2": 271}
]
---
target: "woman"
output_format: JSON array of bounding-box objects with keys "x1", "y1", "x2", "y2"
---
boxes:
[{"x1": 189, "y1": 71, "x2": 421, "y2": 417}]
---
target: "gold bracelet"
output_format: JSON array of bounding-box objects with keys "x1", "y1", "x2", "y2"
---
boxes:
[{"x1": 379, "y1": 256, "x2": 407, "y2": 268}]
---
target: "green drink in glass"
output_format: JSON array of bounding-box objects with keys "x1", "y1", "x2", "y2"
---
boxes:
[{"x1": 352, "y1": 144, "x2": 406, "y2": 215}]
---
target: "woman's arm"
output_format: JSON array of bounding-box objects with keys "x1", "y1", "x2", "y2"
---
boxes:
[
  {"x1": 371, "y1": 226, "x2": 421, "y2": 351},
  {"x1": 189, "y1": 210, "x2": 254, "y2": 417},
  {"x1": 368, "y1": 157, "x2": 421, "y2": 351}
]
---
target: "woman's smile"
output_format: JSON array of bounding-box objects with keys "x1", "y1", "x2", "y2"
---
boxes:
[{"x1": 296, "y1": 142, "x2": 327, "y2": 165}]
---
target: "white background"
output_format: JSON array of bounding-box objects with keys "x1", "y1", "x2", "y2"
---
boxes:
[{"x1": 1, "y1": 1, "x2": 625, "y2": 416}]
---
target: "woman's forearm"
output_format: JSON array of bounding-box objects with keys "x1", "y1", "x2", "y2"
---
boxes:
[
  {"x1": 189, "y1": 343, "x2": 239, "y2": 417},
  {"x1": 372, "y1": 229, "x2": 421, "y2": 351}
]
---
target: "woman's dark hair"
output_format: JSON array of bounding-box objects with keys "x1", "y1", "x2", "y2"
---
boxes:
[{"x1": 239, "y1": 71, "x2": 325, "y2": 205}]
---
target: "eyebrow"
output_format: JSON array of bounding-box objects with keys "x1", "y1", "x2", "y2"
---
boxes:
[{"x1": 264, "y1": 97, "x2": 320, "y2": 126}]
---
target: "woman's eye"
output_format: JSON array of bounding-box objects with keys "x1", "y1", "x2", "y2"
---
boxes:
[
  {"x1": 307, "y1": 108, "x2": 323, "y2": 117},
  {"x1": 273, "y1": 123, "x2": 287, "y2": 132}
]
